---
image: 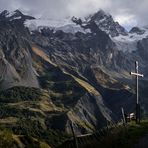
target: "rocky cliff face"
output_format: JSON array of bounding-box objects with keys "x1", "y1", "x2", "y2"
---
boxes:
[
  {"x1": 0, "y1": 9, "x2": 148, "y2": 146},
  {"x1": 0, "y1": 10, "x2": 38, "y2": 89}
]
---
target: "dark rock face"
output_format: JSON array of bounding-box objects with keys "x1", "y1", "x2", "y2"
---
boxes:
[
  {"x1": 129, "y1": 27, "x2": 145, "y2": 35},
  {"x1": 0, "y1": 11, "x2": 38, "y2": 89},
  {"x1": 137, "y1": 38, "x2": 148, "y2": 61}
]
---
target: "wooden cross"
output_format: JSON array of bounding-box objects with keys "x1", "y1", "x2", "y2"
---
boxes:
[{"x1": 130, "y1": 61, "x2": 144, "y2": 123}]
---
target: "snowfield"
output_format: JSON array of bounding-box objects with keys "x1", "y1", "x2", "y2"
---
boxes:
[
  {"x1": 25, "y1": 18, "x2": 91, "y2": 34},
  {"x1": 112, "y1": 28, "x2": 148, "y2": 53}
]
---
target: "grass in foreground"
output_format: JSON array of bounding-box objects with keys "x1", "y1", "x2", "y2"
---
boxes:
[{"x1": 87, "y1": 120, "x2": 148, "y2": 148}]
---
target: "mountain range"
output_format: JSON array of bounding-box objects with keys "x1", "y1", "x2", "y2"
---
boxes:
[{"x1": 0, "y1": 9, "x2": 147, "y2": 147}]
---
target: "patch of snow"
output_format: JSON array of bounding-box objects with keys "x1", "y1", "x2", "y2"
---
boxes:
[
  {"x1": 4, "y1": 10, "x2": 23, "y2": 21},
  {"x1": 94, "y1": 19, "x2": 110, "y2": 34},
  {"x1": 109, "y1": 53, "x2": 113, "y2": 59},
  {"x1": 10, "y1": 16, "x2": 22, "y2": 21},
  {"x1": 56, "y1": 24, "x2": 91, "y2": 34},
  {"x1": 112, "y1": 28, "x2": 148, "y2": 53},
  {"x1": 6, "y1": 11, "x2": 15, "y2": 18},
  {"x1": 95, "y1": 18, "x2": 106, "y2": 25}
]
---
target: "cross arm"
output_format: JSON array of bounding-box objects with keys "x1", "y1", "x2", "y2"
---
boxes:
[{"x1": 130, "y1": 72, "x2": 144, "y2": 77}]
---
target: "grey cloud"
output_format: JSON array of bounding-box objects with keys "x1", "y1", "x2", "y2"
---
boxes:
[{"x1": 0, "y1": 0, "x2": 148, "y2": 27}]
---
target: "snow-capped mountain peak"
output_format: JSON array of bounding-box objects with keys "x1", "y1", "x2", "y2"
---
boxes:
[
  {"x1": 0, "y1": 10, "x2": 35, "y2": 22},
  {"x1": 89, "y1": 10, "x2": 128, "y2": 37}
]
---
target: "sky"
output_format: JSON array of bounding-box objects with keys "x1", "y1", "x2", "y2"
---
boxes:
[{"x1": 0, "y1": 0, "x2": 148, "y2": 29}]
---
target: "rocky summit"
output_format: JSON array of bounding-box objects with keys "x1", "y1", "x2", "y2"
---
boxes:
[{"x1": 0, "y1": 9, "x2": 147, "y2": 147}]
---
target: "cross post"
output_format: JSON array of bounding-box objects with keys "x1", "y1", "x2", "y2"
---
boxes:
[{"x1": 130, "y1": 61, "x2": 144, "y2": 124}]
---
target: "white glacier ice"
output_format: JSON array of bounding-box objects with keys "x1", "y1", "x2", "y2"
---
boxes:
[
  {"x1": 112, "y1": 28, "x2": 148, "y2": 53},
  {"x1": 25, "y1": 18, "x2": 91, "y2": 34}
]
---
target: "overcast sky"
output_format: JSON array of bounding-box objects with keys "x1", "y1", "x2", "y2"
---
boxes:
[{"x1": 0, "y1": 0, "x2": 148, "y2": 29}]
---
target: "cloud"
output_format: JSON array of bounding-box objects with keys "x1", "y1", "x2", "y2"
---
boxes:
[
  {"x1": 114, "y1": 14, "x2": 137, "y2": 31},
  {"x1": 0, "y1": 0, "x2": 148, "y2": 28}
]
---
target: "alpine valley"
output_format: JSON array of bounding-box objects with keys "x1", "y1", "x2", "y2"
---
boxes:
[{"x1": 0, "y1": 9, "x2": 147, "y2": 147}]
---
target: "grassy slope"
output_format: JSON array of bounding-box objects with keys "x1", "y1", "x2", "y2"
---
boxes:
[
  {"x1": 0, "y1": 86, "x2": 70, "y2": 148},
  {"x1": 84, "y1": 120, "x2": 148, "y2": 148},
  {"x1": 0, "y1": 129, "x2": 51, "y2": 148}
]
